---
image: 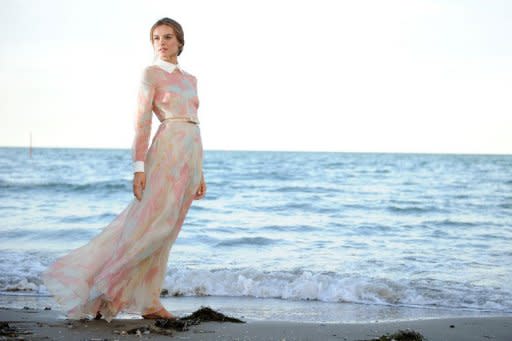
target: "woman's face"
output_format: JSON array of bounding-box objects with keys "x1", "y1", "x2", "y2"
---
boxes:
[{"x1": 152, "y1": 25, "x2": 181, "y2": 61}]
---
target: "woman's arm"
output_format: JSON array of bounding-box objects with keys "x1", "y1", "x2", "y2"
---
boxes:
[
  {"x1": 132, "y1": 67, "x2": 155, "y2": 201},
  {"x1": 131, "y1": 67, "x2": 156, "y2": 174}
]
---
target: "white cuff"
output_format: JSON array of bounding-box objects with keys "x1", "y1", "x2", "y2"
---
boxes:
[{"x1": 133, "y1": 161, "x2": 144, "y2": 173}]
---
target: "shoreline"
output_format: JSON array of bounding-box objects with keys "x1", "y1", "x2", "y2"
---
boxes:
[
  {"x1": 1, "y1": 306, "x2": 511, "y2": 340},
  {"x1": 2, "y1": 292, "x2": 508, "y2": 324}
]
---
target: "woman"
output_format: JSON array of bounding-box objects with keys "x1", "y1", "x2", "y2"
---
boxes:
[{"x1": 42, "y1": 17, "x2": 206, "y2": 323}]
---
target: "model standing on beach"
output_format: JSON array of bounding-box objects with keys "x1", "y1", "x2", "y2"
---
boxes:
[{"x1": 42, "y1": 17, "x2": 206, "y2": 323}]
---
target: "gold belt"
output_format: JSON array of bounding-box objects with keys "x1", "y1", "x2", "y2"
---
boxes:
[{"x1": 161, "y1": 117, "x2": 199, "y2": 124}]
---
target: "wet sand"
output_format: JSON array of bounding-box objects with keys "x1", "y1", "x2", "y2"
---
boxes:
[{"x1": 1, "y1": 306, "x2": 511, "y2": 340}]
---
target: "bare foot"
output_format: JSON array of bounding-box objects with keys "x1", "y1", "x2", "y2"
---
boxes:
[{"x1": 142, "y1": 307, "x2": 176, "y2": 320}]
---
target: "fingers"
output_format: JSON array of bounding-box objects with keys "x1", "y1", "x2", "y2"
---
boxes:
[
  {"x1": 195, "y1": 182, "x2": 206, "y2": 200},
  {"x1": 133, "y1": 173, "x2": 146, "y2": 201},
  {"x1": 133, "y1": 183, "x2": 142, "y2": 201}
]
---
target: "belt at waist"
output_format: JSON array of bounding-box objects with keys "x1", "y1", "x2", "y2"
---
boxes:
[{"x1": 160, "y1": 116, "x2": 199, "y2": 124}]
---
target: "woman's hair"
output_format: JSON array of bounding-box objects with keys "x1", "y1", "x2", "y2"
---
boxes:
[{"x1": 150, "y1": 17, "x2": 185, "y2": 56}]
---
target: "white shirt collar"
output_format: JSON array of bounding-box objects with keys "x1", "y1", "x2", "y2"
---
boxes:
[{"x1": 153, "y1": 58, "x2": 184, "y2": 74}]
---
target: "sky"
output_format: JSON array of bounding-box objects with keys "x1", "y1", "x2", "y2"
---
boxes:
[{"x1": 1, "y1": 0, "x2": 511, "y2": 154}]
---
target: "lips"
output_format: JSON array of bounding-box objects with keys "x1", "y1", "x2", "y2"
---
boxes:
[{"x1": 159, "y1": 48, "x2": 167, "y2": 52}]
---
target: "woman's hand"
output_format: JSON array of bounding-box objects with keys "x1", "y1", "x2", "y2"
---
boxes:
[
  {"x1": 133, "y1": 172, "x2": 146, "y2": 201},
  {"x1": 194, "y1": 172, "x2": 206, "y2": 200}
]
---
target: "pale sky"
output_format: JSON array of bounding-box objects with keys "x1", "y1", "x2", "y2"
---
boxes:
[{"x1": 2, "y1": 0, "x2": 511, "y2": 154}]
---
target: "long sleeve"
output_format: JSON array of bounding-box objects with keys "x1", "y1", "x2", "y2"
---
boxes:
[{"x1": 131, "y1": 67, "x2": 156, "y2": 173}]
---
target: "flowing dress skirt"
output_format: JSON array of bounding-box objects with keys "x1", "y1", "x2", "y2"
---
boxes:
[{"x1": 42, "y1": 120, "x2": 203, "y2": 323}]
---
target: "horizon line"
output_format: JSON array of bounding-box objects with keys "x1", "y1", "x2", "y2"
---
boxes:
[{"x1": 1, "y1": 145, "x2": 511, "y2": 156}]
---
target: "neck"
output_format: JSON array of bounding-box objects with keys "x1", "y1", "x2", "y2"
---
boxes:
[{"x1": 159, "y1": 56, "x2": 178, "y2": 64}]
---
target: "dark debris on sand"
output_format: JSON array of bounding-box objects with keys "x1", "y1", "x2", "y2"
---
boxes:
[
  {"x1": 179, "y1": 306, "x2": 245, "y2": 323},
  {"x1": 120, "y1": 306, "x2": 245, "y2": 336},
  {"x1": 154, "y1": 318, "x2": 195, "y2": 332},
  {"x1": 154, "y1": 306, "x2": 245, "y2": 332},
  {"x1": 124, "y1": 324, "x2": 175, "y2": 337},
  {"x1": 358, "y1": 328, "x2": 426, "y2": 341},
  {"x1": 0, "y1": 321, "x2": 34, "y2": 338}
]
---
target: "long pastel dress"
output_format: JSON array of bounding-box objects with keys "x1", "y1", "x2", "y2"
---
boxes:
[{"x1": 41, "y1": 58, "x2": 203, "y2": 323}]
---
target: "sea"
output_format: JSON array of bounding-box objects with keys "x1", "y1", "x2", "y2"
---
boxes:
[{"x1": 0, "y1": 147, "x2": 511, "y2": 323}]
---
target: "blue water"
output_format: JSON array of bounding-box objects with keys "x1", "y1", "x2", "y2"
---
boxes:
[{"x1": 1, "y1": 147, "x2": 511, "y2": 322}]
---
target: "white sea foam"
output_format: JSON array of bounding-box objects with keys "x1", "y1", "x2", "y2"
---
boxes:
[{"x1": 159, "y1": 267, "x2": 511, "y2": 313}]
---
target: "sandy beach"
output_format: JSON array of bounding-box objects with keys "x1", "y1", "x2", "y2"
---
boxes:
[{"x1": 1, "y1": 306, "x2": 511, "y2": 341}]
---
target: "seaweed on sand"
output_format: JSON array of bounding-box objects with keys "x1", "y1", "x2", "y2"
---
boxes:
[
  {"x1": 357, "y1": 329, "x2": 426, "y2": 341},
  {"x1": 152, "y1": 306, "x2": 245, "y2": 332}
]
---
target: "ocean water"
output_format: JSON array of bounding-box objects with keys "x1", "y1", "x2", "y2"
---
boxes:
[{"x1": 0, "y1": 147, "x2": 511, "y2": 322}]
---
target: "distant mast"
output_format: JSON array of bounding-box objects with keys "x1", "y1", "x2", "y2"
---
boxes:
[{"x1": 29, "y1": 131, "x2": 32, "y2": 158}]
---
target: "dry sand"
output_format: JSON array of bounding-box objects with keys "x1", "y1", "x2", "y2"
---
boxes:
[{"x1": 1, "y1": 306, "x2": 511, "y2": 340}]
